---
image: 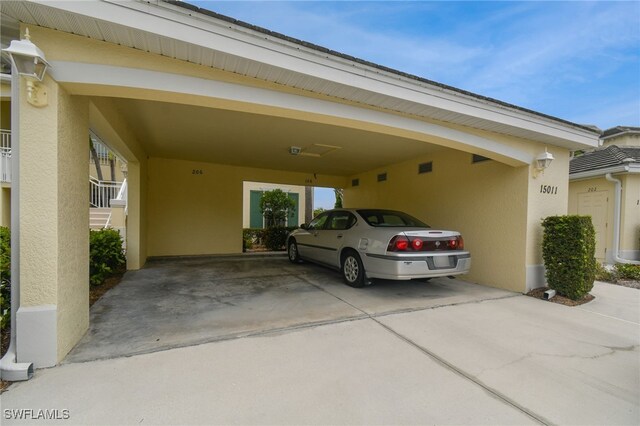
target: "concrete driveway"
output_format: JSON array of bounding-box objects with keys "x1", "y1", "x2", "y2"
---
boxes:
[
  {"x1": 66, "y1": 255, "x2": 512, "y2": 362},
  {"x1": 2, "y1": 256, "x2": 639, "y2": 425}
]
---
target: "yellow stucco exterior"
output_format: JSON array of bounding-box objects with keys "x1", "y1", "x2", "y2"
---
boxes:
[
  {"x1": 148, "y1": 158, "x2": 345, "y2": 257},
  {"x1": 4, "y1": 11, "x2": 599, "y2": 369},
  {"x1": 17, "y1": 74, "x2": 89, "y2": 364},
  {"x1": 569, "y1": 132, "x2": 640, "y2": 262},
  {"x1": 569, "y1": 175, "x2": 640, "y2": 262}
]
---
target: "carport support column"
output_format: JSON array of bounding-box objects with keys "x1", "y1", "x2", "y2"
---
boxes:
[{"x1": 16, "y1": 75, "x2": 89, "y2": 367}]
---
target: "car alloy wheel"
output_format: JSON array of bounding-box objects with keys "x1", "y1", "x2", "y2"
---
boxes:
[
  {"x1": 341, "y1": 251, "x2": 367, "y2": 288},
  {"x1": 288, "y1": 240, "x2": 301, "y2": 263}
]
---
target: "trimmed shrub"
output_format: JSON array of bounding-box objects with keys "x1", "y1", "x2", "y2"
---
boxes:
[
  {"x1": 594, "y1": 262, "x2": 615, "y2": 282},
  {"x1": 90, "y1": 228, "x2": 125, "y2": 286},
  {"x1": 615, "y1": 263, "x2": 640, "y2": 281},
  {"x1": 542, "y1": 215, "x2": 596, "y2": 300},
  {"x1": 0, "y1": 226, "x2": 10, "y2": 329},
  {"x1": 263, "y1": 227, "x2": 292, "y2": 251}
]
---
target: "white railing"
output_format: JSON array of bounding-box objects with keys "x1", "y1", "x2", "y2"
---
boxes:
[
  {"x1": 104, "y1": 178, "x2": 128, "y2": 228},
  {"x1": 115, "y1": 178, "x2": 128, "y2": 215},
  {"x1": 89, "y1": 176, "x2": 122, "y2": 208},
  {"x1": 1, "y1": 129, "x2": 11, "y2": 183},
  {"x1": 89, "y1": 138, "x2": 111, "y2": 166}
]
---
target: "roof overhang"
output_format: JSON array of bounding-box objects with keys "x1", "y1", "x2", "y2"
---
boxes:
[
  {"x1": 601, "y1": 129, "x2": 640, "y2": 141},
  {"x1": 1, "y1": 0, "x2": 600, "y2": 151},
  {"x1": 569, "y1": 164, "x2": 640, "y2": 181}
]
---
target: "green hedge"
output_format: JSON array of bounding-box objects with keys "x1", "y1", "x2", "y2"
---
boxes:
[
  {"x1": 615, "y1": 263, "x2": 640, "y2": 281},
  {"x1": 542, "y1": 215, "x2": 596, "y2": 300},
  {"x1": 243, "y1": 227, "x2": 298, "y2": 251},
  {"x1": 0, "y1": 226, "x2": 10, "y2": 329},
  {"x1": 90, "y1": 228, "x2": 126, "y2": 286}
]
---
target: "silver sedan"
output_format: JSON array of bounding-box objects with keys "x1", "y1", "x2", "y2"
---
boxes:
[{"x1": 286, "y1": 208, "x2": 471, "y2": 287}]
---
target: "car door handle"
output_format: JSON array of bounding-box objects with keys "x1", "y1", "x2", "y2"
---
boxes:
[{"x1": 337, "y1": 234, "x2": 343, "y2": 239}]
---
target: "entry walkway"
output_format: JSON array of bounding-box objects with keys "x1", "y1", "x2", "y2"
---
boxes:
[
  {"x1": 66, "y1": 256, "x2": 511, "y2": 362},
  {"x1": 2, "y1": 281, "x2": 637, "y2": 425}
]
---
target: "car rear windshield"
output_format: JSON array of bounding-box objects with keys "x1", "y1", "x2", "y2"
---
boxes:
[{"x1": 357, "y1": 210, "x2": 430, "y2": 228}]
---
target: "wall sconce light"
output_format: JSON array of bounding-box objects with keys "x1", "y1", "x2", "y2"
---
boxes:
[
  {"x1": 533, "y1": 148, "x2": 554, "y2": 178},
  {"x1": 3, "y1": 28, "x2": 50, "y2": 107}
]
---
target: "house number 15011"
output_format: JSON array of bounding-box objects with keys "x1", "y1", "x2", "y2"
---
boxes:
[{"x1": 540, "y1": 185, "x2": 558, "y2": 195}]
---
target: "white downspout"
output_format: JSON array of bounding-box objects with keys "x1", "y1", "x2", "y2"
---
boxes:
[
  {"x1": 0, "y1": 66, "x2": 34, "y2": 380},
  {"x1": 605, "y1": 173, "x2": 640, "y2": 265}
]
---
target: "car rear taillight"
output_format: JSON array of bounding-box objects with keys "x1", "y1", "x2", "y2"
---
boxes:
[
  {"x1": 448, "y1": 236, "x2": 464, "y2": 250},
  {"x1": 412, "y1": 238, "x2": 423, "y2": 250},
  {"x1": 388, "y1": 235, "x2": 410, "y2": 251}
]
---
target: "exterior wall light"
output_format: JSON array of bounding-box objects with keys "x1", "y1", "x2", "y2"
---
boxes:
[
  {"x1": 533, "y1": 148, "x2": 554, "y2": 177},
  {"x1": 3, "y1": 28, "x2": 50, "y2": 107}
]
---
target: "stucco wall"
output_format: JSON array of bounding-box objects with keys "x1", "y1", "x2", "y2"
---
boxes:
[
  {"x1": 18, "y1": 73, "x2": 89, "y2": 365},
  {"x1": 603, "y1": 133, "x2": 640, "y2": 147},
  {"x1": 0, "y1": 186, "x2": 9, "y2": 228},
  {"x1": 147, "y1": 158, "x2": 345, "y2": 257},
  {"x1": 524, "y1": 146, "x2": 570, "y2": 288},
  {"x1": 1, "y1": 99, "x2": 10, "y2": 129},
  {"x1": 89, "y1": 157, "x2": 127, "y2": 183},
  {"x1": 343, "y1": 149, "x2": 529, "y2": 292},
  {"x1": 56, "y1": 90, "x2": 89, "y2": 361},
  {"x1": 89, "y1": 98, "x2": 148, "y2": 270}
]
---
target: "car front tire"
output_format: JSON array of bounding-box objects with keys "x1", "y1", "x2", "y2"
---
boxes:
[
  {"x1": 341, "y1": 250, "x2": 368, "y2": 288},
  {"x1": 288, "y1": 239, "x2": 301, "y2": 263}
]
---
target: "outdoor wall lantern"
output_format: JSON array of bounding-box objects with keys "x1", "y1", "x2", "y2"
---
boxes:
[
  {"x1": 534, "y1": 148, "x2": 554, "y2": 177},
  {"x1": 4, "y1": 28, "x2": 50, "y2": 107}
]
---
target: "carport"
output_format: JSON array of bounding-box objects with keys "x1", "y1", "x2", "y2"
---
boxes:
[{"x1": 1, "y1": 0, "x2": 600, "y2": 368}]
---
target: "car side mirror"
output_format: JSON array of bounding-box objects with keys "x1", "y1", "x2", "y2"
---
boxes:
[{"x1": 300, "y1": 223, "x2": 308, "y2": 230}]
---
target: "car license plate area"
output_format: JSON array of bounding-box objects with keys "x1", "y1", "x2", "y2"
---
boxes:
[{"x1": 433, "y1": 256, "x2": 454, "y2": 269}]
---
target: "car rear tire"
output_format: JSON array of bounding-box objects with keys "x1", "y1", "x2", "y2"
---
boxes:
[
  {"x1": 288, "y1": 239, "x2": 301, "y2": 263},
  {"x1": 341, "y1": 250, "x2": 368, "y2": 288}
]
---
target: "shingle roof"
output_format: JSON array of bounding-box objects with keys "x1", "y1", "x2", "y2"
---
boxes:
[
  {"x1": 570, "y1": 145, "x2": 640, "y2": 174},
  {"x1": 166, "y1": 0, "x2": 599, "y2": 135},
  {"x1": 602, "y1": 126, "x2": 640, "y2": 139}
]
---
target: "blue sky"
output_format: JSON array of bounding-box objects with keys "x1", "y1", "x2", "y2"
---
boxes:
[{"x1": 188, "y1": 1, "x2": 640, "y2": 209}]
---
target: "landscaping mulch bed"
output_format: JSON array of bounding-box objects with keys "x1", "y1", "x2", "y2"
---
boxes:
[
  {"x1": 526, "y1": 286, "x2": 595, "y2": 306},
  {"x1": 90, "y1": 271, "x2": 125, "y2": 307},
  {"x1": 606, "y1": 279, "x2": 640, "y2": 290}
]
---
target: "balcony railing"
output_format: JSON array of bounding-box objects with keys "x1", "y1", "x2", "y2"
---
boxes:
[
  {"x1": 1, "y1": 129, "x2": 11, "y2": 183},
  {"x1": 90, "y1": 176, "x2": 123, "y2": 208}
]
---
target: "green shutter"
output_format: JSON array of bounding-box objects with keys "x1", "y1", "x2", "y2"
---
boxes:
[
  {"x1": 288, "y1": 193, "x2": 299, "y2": 227},
  {"x1": 250, "y1": 190, "x2": 264, "y2": 228}
]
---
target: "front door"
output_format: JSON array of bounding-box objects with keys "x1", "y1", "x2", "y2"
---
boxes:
[{"x1": 578, "y1": 190, "x2": 608, "y2": 260}]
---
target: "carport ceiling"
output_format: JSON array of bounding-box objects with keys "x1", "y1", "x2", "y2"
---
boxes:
[{"x1": 111, "y1": 98, "x2": 444, "y2": 176}]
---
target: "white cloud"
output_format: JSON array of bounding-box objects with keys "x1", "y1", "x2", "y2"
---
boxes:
[{"x1": 192, "y1": 1, "x2": 640, "y2": 127}]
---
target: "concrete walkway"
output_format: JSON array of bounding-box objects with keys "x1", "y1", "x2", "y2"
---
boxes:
[{"x1": 1, "y1": 272, "x2": 638, "y2": 424}]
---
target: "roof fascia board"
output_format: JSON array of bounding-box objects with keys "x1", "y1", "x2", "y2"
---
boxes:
[
  {"x1": 50, "y1": 60, "x2": 533, "y2": 166},
  {"x1": 569, "y1": 165, "x2": 634, "y2": 181},
  {"x1": 28, "y1": 0, "x2": 598, "y2": 149},
  {"x1": 601, "y1": 130, "x2": 640, "y2": 140}
]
